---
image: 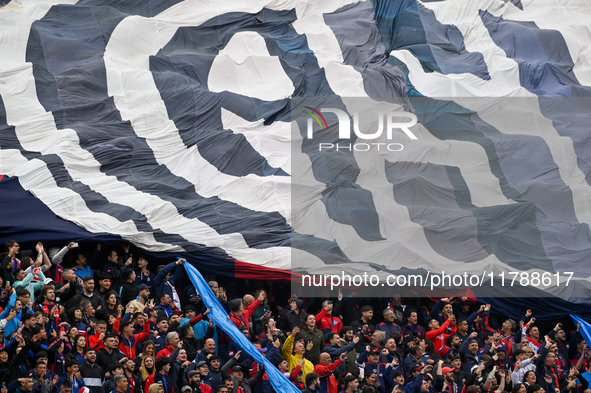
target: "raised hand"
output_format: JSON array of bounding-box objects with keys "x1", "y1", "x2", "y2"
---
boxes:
[{"x1": 306, "y1": 341, "x2": 314, "y2": 351}]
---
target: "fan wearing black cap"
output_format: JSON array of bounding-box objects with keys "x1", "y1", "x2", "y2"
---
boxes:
[
  {"x1": 220, "y1": 351, "x2": 264, "y2": 393},
  {"x1": 356, "y1": 346, "x2": 398, "y2": 393}
]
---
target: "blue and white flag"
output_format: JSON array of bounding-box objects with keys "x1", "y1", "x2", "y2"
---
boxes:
[{"x1": 1, "y1": 0, "x2": 591, "y2": 302}]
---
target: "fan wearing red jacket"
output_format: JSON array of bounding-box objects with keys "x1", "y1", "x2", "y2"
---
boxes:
[
  {"x1": 315, "y1": 300, "x2": 343, "y2": 339},
  {"x1": 314, "y1": 353, "x2": 346, "y2": 393},
  {"x1": 113, "y1": 315, "x2": 150, "y2": 358},
  {"x1": 228, "y1": 291, "x2": 265, "y2": 341},
  {"x1": 426, "y1": 315, "x2": 457, "y2": 353}
]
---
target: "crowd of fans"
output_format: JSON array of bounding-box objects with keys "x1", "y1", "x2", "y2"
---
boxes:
[{"x1": 0, "y1": 240, "x2": 589, "y2": 393}]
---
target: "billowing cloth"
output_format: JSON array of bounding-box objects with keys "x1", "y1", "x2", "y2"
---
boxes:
[
  {"x1": 1, "y1": 0, "x2": 591, "y2": 308},
  {"x1": 183, "y1": 262, "x2": 300, "y2": 393}
]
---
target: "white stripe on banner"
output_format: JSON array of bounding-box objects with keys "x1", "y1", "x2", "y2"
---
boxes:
[
  {"x1": 220, "y1": 108, "x2": 292, "y2": 176},
  {"x1": 183, "y1": 262, "x2": 300, "y2": 393},
  {"x1": 394, "y1": 3, "x2": 591, "y2": 227},
  {"x1": 0, "y1": 5, "x2": 292, "y2": 263}
]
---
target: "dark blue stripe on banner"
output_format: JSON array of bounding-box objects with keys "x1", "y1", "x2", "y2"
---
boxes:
[
  {"x1": 25, "y1": 4, "x2": 291, "y2": 249},
  {"x1": 480, "y1": 10, "x2": 591, "y2": 183},
  {"x1": 153, "y1": 7, "x2": 385, "y2": 242},
  {"x1": 0, "y1": 94, "x2": 215, "y2": 253},
  {"x1": 371, "y1": 0, "x2": 489, "y2": 79}
]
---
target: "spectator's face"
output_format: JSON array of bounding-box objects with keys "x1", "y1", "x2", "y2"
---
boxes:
[
  {"x1": 556, "y1": 330, "x2": 565, "y2": 340},
  {"x1": 74, "y1": 309, "x2": 82, "y2": 319},
  {"x1": 218, "y1": 388, "x2": 228, "y2": 393},
  {"x1": 60, "y1": 387, "x2": 72, "y2": 393},
  {"x1": 290, "y1": 301, "x2": 297, "y2": 311},
  {"x1": 205, "y1": 339, "x2": 216, "y2": 353},
  {"x1": 393, "y1": 375, "x2": 404, "y2": 385},
  {"x1": 140, "y1": 289, "x2": 150, "y2": 300},
  {"x1": 371, "y1": 332, "x2": 382, "y2": 344},
  {"x1": 421, "y1": 380, "x2": 431, "y2": 393},
  {"x1": 100, "y1": 279, "x2": 111, "y2": 290},
  {"x1": 46, "y1": 289, "x2": 56, "y2": 302},
  {"x1": 232, "y1": 369, "x2": 243, "y2": 381},
  {"x1": 138, "y1": 258, "x2": 148, "y2": 268},
  {"x1": 451, "y1": 336, "x2": 461, "y2": 348},
  {"x1": 362, "y1": 310, "x2": 374, "y2": 320},
  {"x1": 429, "y1": 320, "x2": 440, "y2": 330},
  {"x1": 442, "y1": 304, "x2": 453, "y2": 314},
  {"x1": 36, "y1": 363, "x2": 47, "y2": 375},
  {"x1": 384, "y1": 310, "x2": 394, "y2": 322},
  {"x1": 157, "y1": 386, "x2": 164, "y2": 393},
  {"x1": 178, "y1": 349, "x2": 187, "y2": 362},
  {"x1": 319, "y1": 353, "x2": 331, "y2": 365},
  {"x1": 366, "y1": 374, "x2": 376, "y2": 385},
  {"x1": 105, "y1": 337, "x2": 118, "y2": 349},
  {"x1": 9, "y1": 242, "x2": 19, "y2": 256},
  {"x1": 224, "y1": 380, "x2": 234, "y2": 390},
  {"x1": 209, "y1": 283, "x2": 219, "y2": 296},
  {"x1": 345, "y1": 330, "x2": 354, "y2": 341},
  {"x1": 168, "y1": 334, "x2": 180, "y2": 348},
  {"x1": 545, "y1": 352, "x2": 557, "y2": 366},
  {"x1": 452, "y1": 358, "x2": 461, "y2": 369},
  {"x1": 306, "y1": 315, "x2": 316, "y2": 327},
  {"x1": 158, "y1": 320, "x2": 169, "y2": 332},
  {"x1": 126, "y1": 359, "x2": 135, "y2": 371},
  {"x1": 21, "y1": 378, "x2": 34, "y2": 392},
  {"x1": 77, "y1": 254, "x2": 87, "y2": 267},
  {"x1": 169, "y1": 315, "x2": 179, "y2": 324},
  {"x1": 294, "y1": 342, "x2": 305, "y2": 355},
  {"x1": 525, "y1": 372, "x2": 536, "y2": 385},
  {"x1": 385, "y1": 339, "x2": 396, "y2": 352},
  {"x1": 407, "y1": 312, "x2": 418, "y2": 325},
  {"x1": 85, "y1": 350, "x2": 96, "y2": 363},
  {"x1": 210, "y1": 359, "x2": 220, "y2": 370},
  {"x1": 458, "y1": 320, "x2": 468, "y2": 332},
  {"x1": 84, "y1": 279, "x2": 94, "y2": 293},
  {"x1": 16, "y1": 270, "x2": 27, "y2": 281},
  {"x1": 145, "y1": 357, "x2": 154, "y2": 368},
  {"x1": 0, "y1": 351, "x2": 7, "y2": 362},
  {"x1": 530, "y1": 327, "x2": 539, "y2": 338},
  {"x1": 162, "y1": 363, "x2": 170, "y2": 373},
  {"x1": 116, "y1": 378, "x2": 129, "y2": 392},
  {"x1": 524, "y1": 348, "x2": 534, "y2": 358},
  {"x1": 108, "y1": 251, "x2": 118, "y2": 263},
  {"x1": 278, "y1": 360, "x2": 289, "y2": 372},
  {"x1": 96, "y1": 323, "x2": 107, "y2": 334},
  {"x1": 185, "y1": 309, "x2": 196, "y2": 319},
  {"x1": 368, "y1": 353, "x2": 379, "y2": 365},
  {"x1": 68, "y1": 364, "x2": 79, "y2": 375},
  {"x1": 190, "y1": 374, "x2": 201, "y2": 385},
  {"x1": 161, "y1": 295, "x2": 172, "y2": 306},
  {"x1": 199, "y1": 365, "x2": 209, "y2": 376}
]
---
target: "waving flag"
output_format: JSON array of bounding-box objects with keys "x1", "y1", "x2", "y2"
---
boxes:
[{"x1": 1, "y1": 0, "x2": 591, "y2": 302}]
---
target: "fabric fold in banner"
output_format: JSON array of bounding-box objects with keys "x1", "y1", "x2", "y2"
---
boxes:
[{"x1": 183, "y1": 262, "x2": 301, "y2": 393}]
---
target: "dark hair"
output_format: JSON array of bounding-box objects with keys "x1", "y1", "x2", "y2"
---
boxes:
[
  {"x1": 405, "y1": 309, "x2": 417, "y2": 319},
  {"x1": 344, "y1": 375, "x2": 358, "y2": 390},
  {"x1": 527, "y1": 385, "x2": 543, "y2": 393},
  {"x1": 5, "y1": 240, "x2": 17, "y2": 251},
  {"x1": 305, "y1": 373, "x2": 320, "y2": 387},
  {"x1": 523, "y1": 371, "x2": 537, "y2": 384},
  {"x1": 41, "y1": 285, "x2": 54, "y2": 298},
  {"x1": 230, "y1": 298, "x2": 242, "y2": 312},
  {"x1": 120, "y1": 321, "x2": 133, "y2": 331},
  {"x1": 446, "y1": 334, "x2": 460, "y2": 347},
  {"x1": 132, "y1": 312, "x2": 144, "y2": 320},
  {"x1": 157, "y1": 317, "x2": 169, "y2": 324},
  {"x1": 122, "y1": 268, "x2": 134, "y2": 281},
  {"x1": 22, "y1": 313, "x2": 35, "y2": 324},
  {"x1": 339, "y1": 326, "x2": 353, "y2": 337},
  {"x1": 60, "y1": 381, "x2": 73, "y2": 390},
  {"x1": 158, "y1": 293, "x2": 169, "y2": 302},
  {"x1": 65, "y1": 359, "x2": 78, "y2": 371},
  {"x1": 327, "y1": 333, "x2": 339, "y2": 342},
  {"x1": 83, "y1": 276, "x2": 94, "y2": 283},
  {"x1": 155, "y1": 357, "x2": 170, "y2": 372},
  {"x1": 512, "y1": 384, "x2": 525, "y2": 393},
  {"x1": 360, "y1": 305, "x2": 373, "y2": 314},
  {"x1": 16, "y1": 288, "x2": 30, "y2": 298}
]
